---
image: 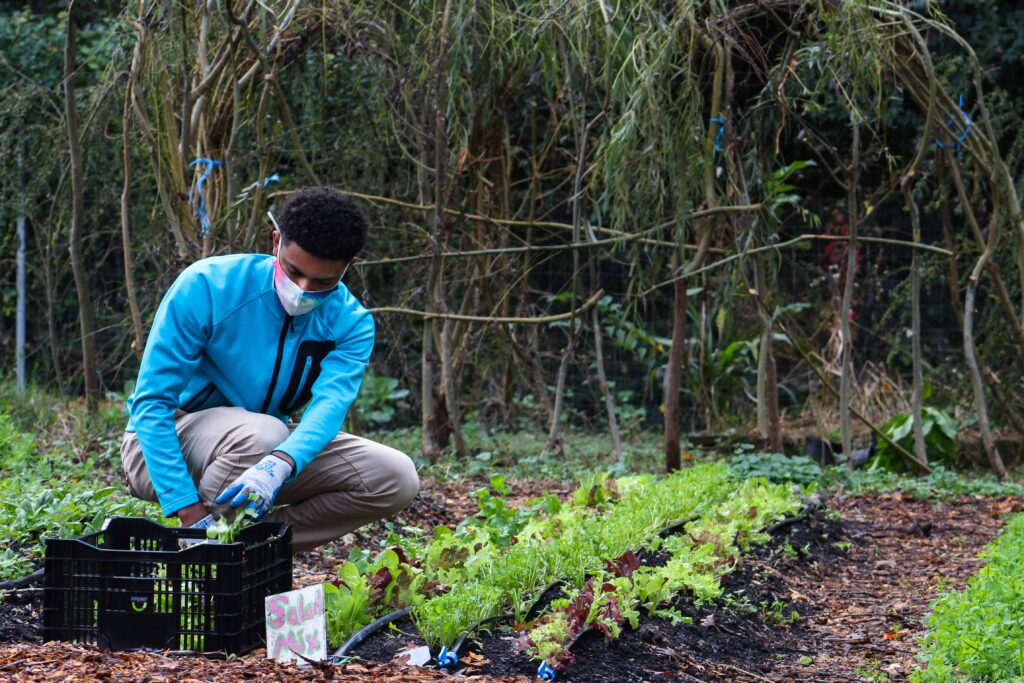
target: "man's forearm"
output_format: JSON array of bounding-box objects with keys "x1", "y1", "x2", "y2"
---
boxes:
[{"x1": 177, "y1": 501, "x2": 210, "y2": 527}]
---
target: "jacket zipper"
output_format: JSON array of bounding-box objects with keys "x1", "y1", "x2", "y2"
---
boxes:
[
  {"x1": 260, "y1": 314, "x2": 292, "y2": 413},
  {"x1": 296, "y1": 356, "x2": 314, "y2": 397}
]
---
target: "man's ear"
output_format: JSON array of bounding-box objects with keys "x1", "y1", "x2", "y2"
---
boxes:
[{"x1": 271, "y1": 230, "x2": 281, "y2": 256}]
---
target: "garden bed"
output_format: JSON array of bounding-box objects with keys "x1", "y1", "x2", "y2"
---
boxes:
[{"x1": 0, "y1": 481, "x2": 1018, "y2": 682}]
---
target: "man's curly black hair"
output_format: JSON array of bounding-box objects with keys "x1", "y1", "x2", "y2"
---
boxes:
[{"x1": 277, "y1": 187, "x2": 368, "y2": 261}]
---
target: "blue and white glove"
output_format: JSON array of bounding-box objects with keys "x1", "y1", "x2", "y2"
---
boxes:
[
  {"x1": 215, "y1": 454, "x2": 293, "y2": 519},
  {"x1": 189, "y1": 514, "x2": 215, "y2": 529}
]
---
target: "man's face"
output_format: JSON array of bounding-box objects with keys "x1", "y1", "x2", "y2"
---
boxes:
[{"x1": 272, "y1": 230, "x2": 350, "y2": 292}]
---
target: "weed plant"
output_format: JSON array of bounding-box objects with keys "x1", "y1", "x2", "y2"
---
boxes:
[{"x1": 912, "y1": 512, "x2": 1024, "y2": 681}]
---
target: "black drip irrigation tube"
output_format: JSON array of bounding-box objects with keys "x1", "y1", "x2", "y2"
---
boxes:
[
  {"x1": 767, "y1": 511, "x2": 811, "y2": 534},
  {"x1": 0, "y1": 568, "x2": 44, "y2": 591},
  {"x1": 328, "y1": 606, "x2": 411, "y2": 663}
]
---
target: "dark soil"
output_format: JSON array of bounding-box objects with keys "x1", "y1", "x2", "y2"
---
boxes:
[
  {"x1": 0, "y1": 589, "x2": 42, "y2": 644},
  {"x1": 353, "y1": 616, "x2": 426, "y2": 664}
]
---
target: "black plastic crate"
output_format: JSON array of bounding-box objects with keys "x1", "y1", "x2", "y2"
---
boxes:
[{"x1": 43, "y1": 517, "x2": 291, "y2": 654}]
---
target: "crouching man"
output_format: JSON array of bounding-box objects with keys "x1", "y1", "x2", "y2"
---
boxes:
[{"x1": 121, "y1": 187, "x2": 418, "y2": 551}]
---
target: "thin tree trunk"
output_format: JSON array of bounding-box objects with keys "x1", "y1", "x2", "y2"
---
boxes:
[
  {"x1": 940, "y1": 162, "x2": 1024, "y2": 434},
  {"x1": 431, "y1": 0, "x2": 465, "y2": 458},
  {"x1": 591, "y1": 298, "x2": 623, "y2": 463},
  {"x1": 545, "y1": 51, "x2": 593, "y2": 454},
  {"x1": 947, "y1": 155, "x2": 1024, "y2": 355},
  {"x1": 43, "y1": 223, "x2": 66, "y2": 392},
  {"x1": 949, "y1": 152, "x2": 1007, "y2": 478},
  {"x1": 901, "y1": 179, "x2": 927, "y2": 465},
  {"x1": 964, "y1": 251, "x2": 1008, "y2": 479},
  {"x1": 754, "y1": 252, "x2": 783, "y2": 452},
  {"x1": 665, "y1": 34, "x2": 725, "y2": 471},
  {"x1": 121, "y1": 88, "x2": 146, "y2": 360},
  {"x1": 664, "y1": 261, "x2": 687, "y2": 471},
  {"x1": 839, "y1": 116, "x2": 861, "y2": 463},
  {"x1": 64, "y1": 1, "x2": 100, "y2": 410},
  {"x1": 545, "y1": 331, "x2": 579, "y2": 453}
]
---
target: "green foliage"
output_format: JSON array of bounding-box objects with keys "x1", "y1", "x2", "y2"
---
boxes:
[
  {"x1": 728, "y1": 453, "x2": 823, "y2": 485},
  {"x1": 873, "y1": 407, "x2": 958, "y2": 471},
  {"x1": 823, "y1": 464, "x2": 1024, "y2": 502},
  {"x1": 323, "y1": 561, "x2": 374, "y2": 649},
  {"x1": 354, "y1": 371, "x2": 410, "y2": 426},
  {"x1": 0, "y1": 391, "x2": 162, "y2": 580},
  {"x1": 763, "y1": 160, "x2": 820, "y2": 226},
  {"x1": 912, "y1": 512, "x2": 1024, "y2": 682},
  {"x1": 0, "y1": 485, "x2": 156, "y2": 580},
  {"x1": 320, "y1": 460, "x2": 813, "y2": 666},
  {"x1": 370, "y1": 425, "x2": 665, "y2": 480},
  {"x1": 0, "y1": 413, "x2": 36, "y2": 471},
  {"x1": 521, "y1": 478, "x2": 800, "y2": 669},
  {"x1": 458, "y1": 476, "x2": 559, "y2": 549},
  {"x1": 205, "y1": 506, "x2": 258, "y2": 544}
]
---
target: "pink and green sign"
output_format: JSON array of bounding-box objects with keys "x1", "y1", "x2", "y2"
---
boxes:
[{"x1": 264, "y1": 584, "x2": 327, "y2": 663}]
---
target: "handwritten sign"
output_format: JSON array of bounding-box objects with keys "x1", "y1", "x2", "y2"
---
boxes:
[{"x1": 264, "y1": 584, "x2": 327, "y2": 663}]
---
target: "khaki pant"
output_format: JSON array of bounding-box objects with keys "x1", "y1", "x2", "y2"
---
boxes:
[{"x1": 120, "y1": 406, "x2": 419, "y2": 552}]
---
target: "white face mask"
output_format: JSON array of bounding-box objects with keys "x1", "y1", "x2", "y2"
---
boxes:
[
  {"x1": 268, "y1": 211, "x2": 349, "y2": 316},
  {"x1": 272, "y1": 258, "x2": 342, "y2": 316}
]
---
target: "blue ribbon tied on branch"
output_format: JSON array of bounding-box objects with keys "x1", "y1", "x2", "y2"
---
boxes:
[
  {"x1": 933, "y1": 94, "x2": 972, "y2": 157},
  {"x1": 709, "y1": 117, "x2": 727, "y2": 153},
  {"x1": 188, "y1": 158, "x2": 225, "y2": 236}
]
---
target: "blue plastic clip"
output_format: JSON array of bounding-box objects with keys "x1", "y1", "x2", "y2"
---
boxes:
[
  {"x1": 188, "y1": 158, "x2": 224, "y2": 236},
  {"x1": 933, "y1": 93, "x2": 972, "y2": 157},
  {"x1": 437, "y1": 645, "x2": 458, "y2": 667},
  {"x1": 709, "y1": 117, "x2": 727, "y2": 153},
  {"x1": 260, "y1": 173, "x2": 280, "y2": 187},
  {"x1": 537, "y1": 660, "x2": 556, "y2": 681}
]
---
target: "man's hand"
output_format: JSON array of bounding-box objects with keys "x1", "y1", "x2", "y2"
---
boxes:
[
  {"x1": 215, "y1": 454, "x2": 293, "y2": 519},
  {"x1": 177, "y1": 502, "x2": 210, "y2": 528}
]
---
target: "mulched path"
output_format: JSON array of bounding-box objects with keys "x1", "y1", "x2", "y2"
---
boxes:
[{"x1": 0, "y1": 480, "x2": 1018, "y2": 682}]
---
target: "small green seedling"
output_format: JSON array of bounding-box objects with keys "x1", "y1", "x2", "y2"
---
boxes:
[{"x1": 207, "y1": 497, "x2": 259, "y2": 543}]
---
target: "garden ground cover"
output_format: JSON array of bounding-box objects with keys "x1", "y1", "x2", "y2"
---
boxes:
[{"x1": 0, "y1": 480, "x2": 1016, "y2": 682}]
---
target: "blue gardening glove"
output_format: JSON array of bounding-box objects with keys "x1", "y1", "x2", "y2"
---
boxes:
[{"x1": 215, "y1": 454, "x2": 292, "y2": 519}]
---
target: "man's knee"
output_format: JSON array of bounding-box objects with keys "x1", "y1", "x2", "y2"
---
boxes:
[
  {"x1": 376, "y1": 448, "x2": 419, "y2": 512},
  {"x1": 232, "y1": 412, "x2": 290, "y2": 456}
]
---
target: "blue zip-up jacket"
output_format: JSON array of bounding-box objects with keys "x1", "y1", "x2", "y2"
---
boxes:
[{"x1": 126, "y1": 254, "x2": 374, "y2": 516}]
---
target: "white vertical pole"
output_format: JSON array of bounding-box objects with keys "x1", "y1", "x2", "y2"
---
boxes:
[{"x1": 16, "y1": 143, "x2": 26, "y2": 391}]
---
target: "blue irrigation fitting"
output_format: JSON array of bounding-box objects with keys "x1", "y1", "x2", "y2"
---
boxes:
[
  {"x1": 188, "y1": 158, "x2": 224, "y2": 236},
  {"x1": 537, "y1": 660, "x2": 556, "y2": 681},
  {"x1": 437, "y1": 645, "x2": 459, "y2": 667},
  {"x1": 709, "y1": 117, "x2": 727, "y2": 153},
  {"x1": 933, "y1": 93, "x2": 972, "y2": 157}
]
